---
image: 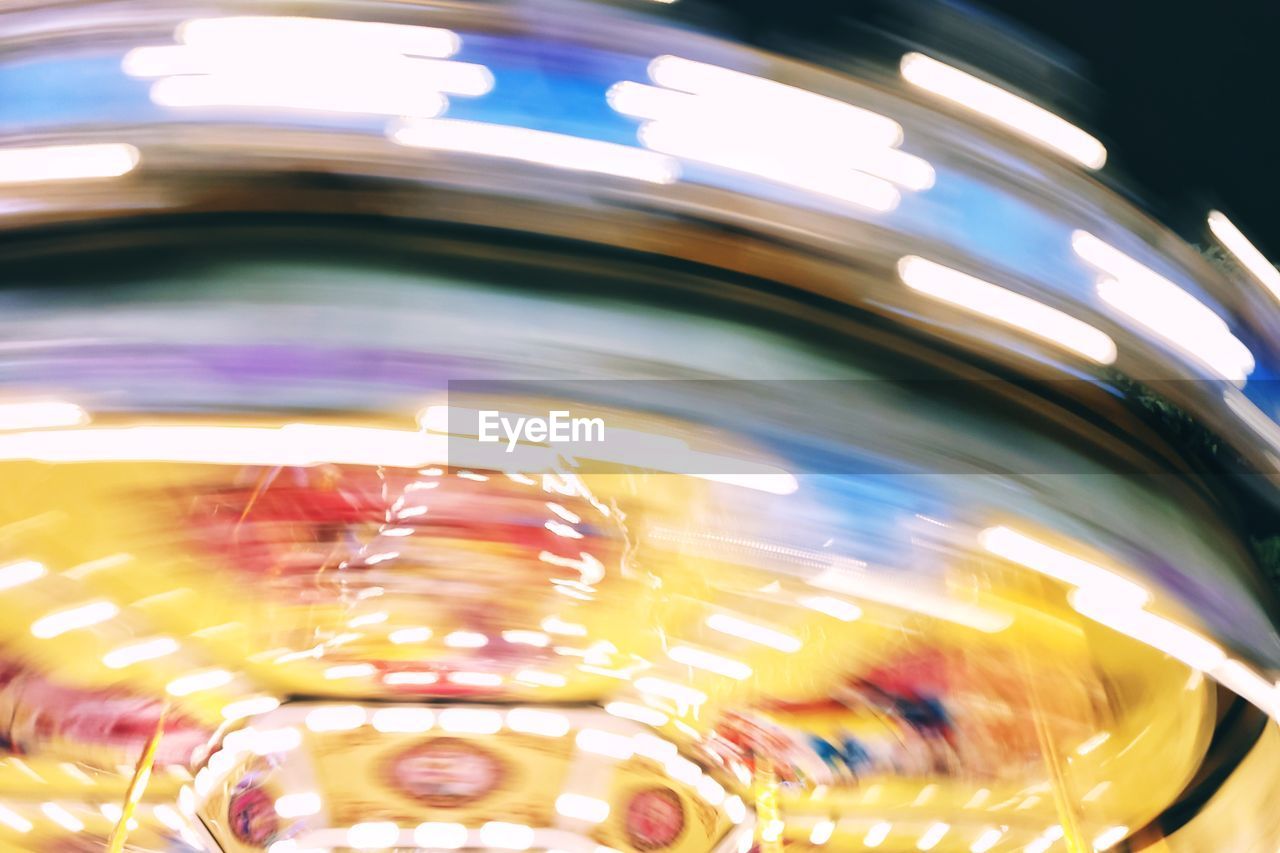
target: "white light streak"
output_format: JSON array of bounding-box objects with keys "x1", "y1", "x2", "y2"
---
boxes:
[
  {"x1": 502, "y1": 629, "x2": 550, "y2": 647},
  {"x1": 371, "y1": 708, "x2": 434, "y2": 733},
  {"x1": 125, "y1": 17, "x2": 481, "y2": 119},
  {"x1": 900, "y1": 52, "x2": 1106, "y2": 169},
  {"x1": 1070, "y1": 591, "x2": 1225, "y2": 672},
  {"x1": 1093, "y1": 826, "x2": 1128, "y2": 850},
  {"x1": 705, "y1": 613, "x2": 801, "y2": 652},
  {"x1": 634, "y1": 677, "x2": 708, "y2": 706},
  {"x1": 389, "y1": 626, "x2": 432, "y2": 644},
  {"x1": 166, "y1": 669, "x2": 233, "y2": 696},
  {"x1": 506, "y1": 708, "x2": 570, "y2": 737},
  {"x1": 32, "y1": 601, "x2": 118, "y2": 638},
  {"x1": 798, "y1": 595, "x2": 862, "y2": 622},
  {"x1": 393, "y1": 119, "x2": 679, "y2": 184},
  {"x1": 556, "y1": 793, "x2": 610, "y2": 823},
  {"x1": 41, "y1": 803, "x2": 83, "y2": 833},
  {"x1": 448, "y1": 671, "x2": 502, "y2": 687},
  {"x1": 222, "y1": 696, "x2": 281, "y2": 720},
  {"x1": 970, "y1": 827, "x2": 1003, "y2": 853},
  {"x1": 575, "y1": 728, "x2": 635, "y2": 760},
  {"x1": 479, "y1": 822, "x2": 534, "y2": 850},
  {"x1": 0, "y1": 560, "x2": 46, "y2": 591},
  {"x1": 605, "y1": 702, "x2": 669, "y2": 726},
  {"x1": 324, "y1": 663, "x2": 376, "y2": 680},
  {"x1": 347, "y1": 821, "x2": 400, "y2": 849},
  {"x1": 1073, "y1": 230, "x2": 1254, "y2": 381},
  {"x1": 101, "y1": 635, "x2": 180, "y2": 666},
  {"x1": 305, "y1": 705, "x2": 367, "y2": 732},
  {"x1": 274, "y1": 793, "x2": 321, "y2": 818},
  {"x1": 0, "y1": 144, "x2": 139, "y2": 184},
  {"x1": 899, "y1": 256, "x2": 1118, "y2": 364},
  {"x1": 0, "y1": 805, "x2": 31, "y2": 832},
  {"x1": 384, "y1": 671, "x2": 439, "y2": 686},
  {"x1": 1208, "y1": 210, "x2": 1280, "y2": 302},
  {"x1": 0, "y1": 402, "x2": 88, "y2": 430},
  {"x1": 415, "y1": 822, "x2": 467, "y2": 849},
  {"x1": 667, "y1": 645, "x2": 752, "y2": 679},
  {"x1": 438, "y1": 708, "x2": 503, "y2": 734},
  {"x1": 444, "y1": 631, "x2": 488, "y2": 648},
  {"x1": 979, "y1": 526, "x2": 1148, "y2": 603},
  {"x1": 864, "y1": 822, "x2": 891, "y2": 848},
  {"x1": 515, "y1": 669, "x2": 566, "y2": 687}
]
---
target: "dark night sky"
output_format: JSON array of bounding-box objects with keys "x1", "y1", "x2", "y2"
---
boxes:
[
  {"x1": 723, "y1": 0, "x2": 1280, "y2": 259},
  {"x1": 979, "y1": 0, "x2": 1280, "y2": 257}
]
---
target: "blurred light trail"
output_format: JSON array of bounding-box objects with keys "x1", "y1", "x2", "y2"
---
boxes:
[
  {"x1": 347, "y1": 822, "x2": 399, "y2": 849},
  {"x1": 324, "y1": 663, "x2": 376, "y2": 680},
  {"x1": 696, "y1": 776, "x2": 726, "y2": 806},
  {"x1": 249, "y1": 728, "x2": 302, "y2": 755},
  {"x1": 1209, "y1": 659, "x2": 1280, "y2": 720},
  {"x1": 389, "y1": 627, "x2": 432, "y2": 644},
  {"x1": 392, "y1": 119, "x2": 679, "y2": 184},
  {"x1": 305, "y1": 705, "x2": 367, "y2": 732},
  {"x1": 666, "y1": 645, "x2": 752, "y2": 679},
  {"x1": 900, "y1": 52, "x2": 1106, "y2": 169},
  {"x1": 917, "y1": 822, "x2": 949, "y2": 850},
  {"x1": 810, "y1": 569, "x2": 1011, "y2": 633},
  {"x1": 125, "y1": 17, "x2": 481, "y2": 117},
  {"x1": 864, "y1": 822, "x2": 891, "y2": 847},
  {"x1": 0, "y1": 423, "x2": 443, "y2": 468},
  {"x1": 645, "y1": 56, "x2": 902, "y2": 147},
  {"x1": 575, "y1": 729, "x2": 635, "y2": 760},
  {"x1": 371, "y1": 708, "x2": 434, "y2": 733},
  {"x1": 506, "y1": 708, "x2": 570, "y2": 737},
  {"x1": 438, "y1": 708, "x2": 502, "y2": 734},
  {"x1": 1069, "y1": 590, "x2": 1226, "y2": 672},
  {"x1": 40, "y1": 803, "x2": 83, "y2": 833},
  {"x1": 221, "y1": 696, "x2": 280, "y2": 720},
  {"x1": 416, "y1": 823, "x2": 468, "y2": 849},
  {"x1": 178, "y1": 16, "x2": 459, "y2": 55},
  {"x1": 555, "y1": 793, "x2": 610, "y2": 823},
  {"x1": 1024, "y1": 837, "x2": 1052, "y2": 853},
  {"x1": 634, "y1": 677, "x2": 708, "y2": 706},
  {"x1": 0, "y1": 144, "x2": 138, "y2": 184},
  {"x1": 0, "y1": 402, "x2": 89, "y2": 430},
  {"x1": 1092, "y1": 826, "x2": 1129, "y2": 850},
  {"x1": 0, "y1": 805, "x2": 31, "y2": 833},
  {"x1": 479, "y1": 822, "x2": 534, "y2": 850},
  {"x1": 969, "y1": 827, "x2": 1003, "y2": 853},
  {"x1": 610, "y1": 56, "x2": 929, "y2": 211},
  {"x1": 611, "y1": 83, "x2": 935, "y2": 191},
  {"x1": 0, "y1": 560, "x2": 46, "y2": 591},
  {"x1": 102, "y1": 637, "x2": 180, "y2": 669},
  {"x1": 31, "y1": 601, "x2": 118, "y2": 638},
  {"x1": 165, "y1": 669, "x2": 233, "y2": 696},
  {"x1": 605, "y1": 702, "x2": 668, "y2": 726},
  {"x1": 274, "y1": 793, "x2": 322, "y2": 818},
  {"x1": 809, "y1": 820, "x2": 834, "y2": 845},
  {"x1": 1208, "y1": 210, "x2": 1280, "y2": 302},
  {"x1": 898, "y1": 256, "x2": 1118, "y2": 364},
  {"x1": 798, "y1": 595, "x2": 861, "y2": 622},
  {"x1": 1075, "y1": 732, "x2": 1111, "y2": 755},
  {"x1": 705, "y1": 613, "x2": 801, "y2": 652},
  {"x1": 1224, "y1": 388, "x2": 1280, "y2": 455},
  {"x1": 1072, "y1": 231, "x2": 1255, "y2": 381},
  {"x1": 636, "y1": 121, "x2": 900, "y2": 210},
  {"x1": 978, "y1": 526, "x2": 1148, "y2": 604},
  {"x1": 515, "y1": 670, "x2": 566, "y2": 687}
]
